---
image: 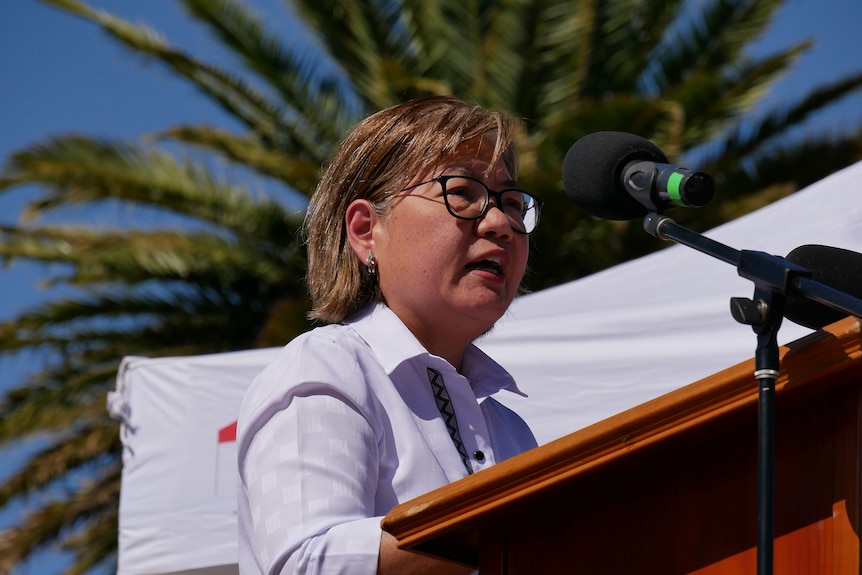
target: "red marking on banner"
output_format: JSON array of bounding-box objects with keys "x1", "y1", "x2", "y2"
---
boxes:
[{"x1": 218, "y1": 420, "x2": 237, "y2": 443}]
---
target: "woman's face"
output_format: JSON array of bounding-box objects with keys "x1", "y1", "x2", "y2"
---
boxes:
[{"x1": 371, "y1": 139, "x2": 530, "y2": 358}]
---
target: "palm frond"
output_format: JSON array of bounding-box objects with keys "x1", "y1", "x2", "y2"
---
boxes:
[
  {"x1": 61, "y1": 504, "x2": 119, "y2": 575},
  {"x1": 0, "y1": 135, "x2": 303, "y2": 238},
  {"x1": 5, "y1": 1, "x2": 862, "y2": 572},
  {"x1": 42, "y1": 0, "x2": 326, "y2": 157},
  {"x1": 0, "y1": 422, "x2": 118, "y2": 505},
  {"x1": 180, "y1": 0, "x2": 361, "y2": 144},
  {"x1": 713, "y1": 71, "x2": 862, "y2": 166},
  {"x1": 0, "y1": 460, "x2": 120, "y2": 575},
  {"x1": 646, "y1": 0, "x2": 783, "y2": 92},
  {"x1": 155, "y1": 125, "x2": 322, "y2": 193},
  {"x1": 668, "y1": 40, "x2": 813, "y2": 149},
  {"x1": 528, "y1": 0, "x2": 600, "y2": 118},
  {"x1": 0, "y1": 225, "x2": 301, "y2": 288}
]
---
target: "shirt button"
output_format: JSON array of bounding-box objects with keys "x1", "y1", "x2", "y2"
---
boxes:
[{"x1": 473, "y1": 450, "x2": 485, "y2": 461}]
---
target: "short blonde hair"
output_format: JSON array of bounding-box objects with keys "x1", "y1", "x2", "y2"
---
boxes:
[{"x1": 304, "y1": 96, "x2": 522, "y2": 323}]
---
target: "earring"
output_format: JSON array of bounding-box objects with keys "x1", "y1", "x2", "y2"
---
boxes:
[{"x1": 366, "y1": 251, "x2": 377, "y2": 276}]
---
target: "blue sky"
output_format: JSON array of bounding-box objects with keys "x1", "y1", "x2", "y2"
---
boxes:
[
  {"x1": 2, "y1": 0, "x2": 861, "y2": 321},
  {"x1": 1, "y1": 0, "x2": 861, "y2": 572}
]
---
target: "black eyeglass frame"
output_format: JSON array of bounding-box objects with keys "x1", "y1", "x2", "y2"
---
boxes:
[{"x1": 402, "y1": 175, "x2": 544, "y2": 235}]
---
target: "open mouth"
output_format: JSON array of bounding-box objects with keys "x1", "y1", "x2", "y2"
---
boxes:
[{"x1": 466, "y1": 259, "x2": 504, "y2": 275}]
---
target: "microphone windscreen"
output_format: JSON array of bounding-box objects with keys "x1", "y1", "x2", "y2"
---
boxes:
[
  {"x1": 785, "y1": 244, "x2": 862, "y2": 329},
  {"x1": 562, "y1": 131, "x2": 668, "y2": 220}
]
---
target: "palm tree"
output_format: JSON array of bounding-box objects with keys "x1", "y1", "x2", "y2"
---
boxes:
[{"x1": 2, "y1": 0, "x2": 861, "y2": 572}]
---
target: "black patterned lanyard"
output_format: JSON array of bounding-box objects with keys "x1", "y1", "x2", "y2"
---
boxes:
[{"x1": 427, "y1": 367, "x2": 474, "y2": 475}]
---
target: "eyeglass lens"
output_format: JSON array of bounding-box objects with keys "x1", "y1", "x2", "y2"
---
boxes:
[{"x1": 440, "y1": 176, "x2": 540, "y2": 233}]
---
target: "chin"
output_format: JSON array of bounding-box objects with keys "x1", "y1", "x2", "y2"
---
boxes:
[
  {"x1": 458, "y1": 301, "x2": 509, "y2": 331},
  {"x1": 449, "y1": 286, "x2": 514, "y2": 322}
]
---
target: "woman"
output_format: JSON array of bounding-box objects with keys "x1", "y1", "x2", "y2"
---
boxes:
[{"x1": 237, "y1": 96, "x2": 542, "y2": 575}]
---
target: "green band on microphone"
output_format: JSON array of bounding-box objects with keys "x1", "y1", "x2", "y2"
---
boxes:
[{"x1": 667, "y1": 172, "x2": 684, "y2": 204}]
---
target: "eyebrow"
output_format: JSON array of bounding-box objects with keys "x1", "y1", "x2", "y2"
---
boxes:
[
  {"x1": 440, "y1": 166, "x2": 474, "y2": 177},
  {"x1": 439, "y1": 167, "x2": 519, "y2": 189}
]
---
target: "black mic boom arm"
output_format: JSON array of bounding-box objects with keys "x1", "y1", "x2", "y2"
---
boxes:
[{"x1": 643, "y1": 213, "x2": 862, "y2": 322}]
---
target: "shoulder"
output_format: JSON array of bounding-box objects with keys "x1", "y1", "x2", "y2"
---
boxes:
[
  {"x1": 250, "y1": 323, "x2": 375, "y2": 397},
  {"x1": 237, "y1": 324, "x2": 383, "y2": 435}
]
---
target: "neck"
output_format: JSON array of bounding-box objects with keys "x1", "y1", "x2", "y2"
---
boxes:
[
  {"x1": 401, "y1": 318, "x2": 476, "y2": 372},
  {"x1": 408, "y1": 325, "x2": 469, "y2": 371}
]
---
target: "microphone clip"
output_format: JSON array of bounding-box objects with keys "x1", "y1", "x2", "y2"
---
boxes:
[{"x1": 622, "y1": 160, "x2": 715, "y2": 214}]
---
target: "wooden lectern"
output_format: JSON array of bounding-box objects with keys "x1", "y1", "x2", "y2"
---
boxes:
[{"x1": 382, "y1": 317, "x2": 862, "y2": 574}]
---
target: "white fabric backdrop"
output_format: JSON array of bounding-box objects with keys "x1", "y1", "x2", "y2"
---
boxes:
[
  {"x1": 109, "y1": 160, "x2": 862, "y2": 574},
  {"x1": 109, "y1": 349, "x2": 278, "y2": 575},
  {"x1": 483, "y1": 159, "x2": 862, "y2": 442}
]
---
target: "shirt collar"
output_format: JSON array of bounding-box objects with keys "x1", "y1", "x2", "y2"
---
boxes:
[{"x1": 347, "y1": 303, "x2": 527, "y2": 399}]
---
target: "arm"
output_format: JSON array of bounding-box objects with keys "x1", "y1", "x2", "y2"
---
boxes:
[
  {"x1": 238, "y1": 387, "x2": 384, "y2": 574},
  {"x1": 238, "y1": 332, "x2": 477, "y2": 575},
  {"x1": 378, "y1": 531, "x2": 474, "y2": 575},
  {"x1": 241, "y1": 387, "x2": 472, "y2": 575}
]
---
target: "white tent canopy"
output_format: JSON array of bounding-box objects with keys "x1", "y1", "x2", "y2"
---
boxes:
[
  {"x1": 482, "y1": 160, "x2": 862, "y2": 442},
  {"x1": 109, "y1": 160, "x2": 862, "y2": 574}
]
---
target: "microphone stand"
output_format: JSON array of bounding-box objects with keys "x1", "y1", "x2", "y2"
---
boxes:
[{"x1": 642, "y1": 213, "x2": 862, "y2": 575}]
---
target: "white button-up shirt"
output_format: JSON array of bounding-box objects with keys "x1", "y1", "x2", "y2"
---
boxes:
[{"x1": 237, "y1": 303, "x2": 537, "y2": 575}]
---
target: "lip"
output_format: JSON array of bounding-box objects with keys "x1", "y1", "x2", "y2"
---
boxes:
[{"x1": 465, "y1": 248, "x2": 510, "y2": 280}]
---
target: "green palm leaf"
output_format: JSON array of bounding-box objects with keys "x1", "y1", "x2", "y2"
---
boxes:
[{"x1": 2, "y1": 0, "x2": 861, "y2": 572}]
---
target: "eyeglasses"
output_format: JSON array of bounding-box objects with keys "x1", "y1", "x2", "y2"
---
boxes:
[{"x1": 402, "y1": 175, "x2": 543, "y2": 234}]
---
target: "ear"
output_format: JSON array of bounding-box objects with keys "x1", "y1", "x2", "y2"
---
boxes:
[{"x1": 345, "y1": 199, "x2": 378, "y2": 259}]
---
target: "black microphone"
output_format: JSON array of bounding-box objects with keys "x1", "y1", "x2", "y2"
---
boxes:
[
  {"x1": 562, "y1": 131, "x2": 715, "y2": 220},
  {"x1": 784, "y1": 244, "x2": 862, "y2": 329}
]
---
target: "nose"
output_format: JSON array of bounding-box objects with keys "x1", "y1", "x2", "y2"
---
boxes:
[{"x1": 475, "y1": 198, "x2": 514, "y2": 239}]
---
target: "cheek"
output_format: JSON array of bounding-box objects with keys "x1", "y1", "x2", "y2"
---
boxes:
[{"x1": 379, "y1": 217, "x2": 451, "y2": 282}]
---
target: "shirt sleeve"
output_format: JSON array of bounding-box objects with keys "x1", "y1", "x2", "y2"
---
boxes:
[{"x1": 238, "y1": 361, "x2": 384, "y2": 575}]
